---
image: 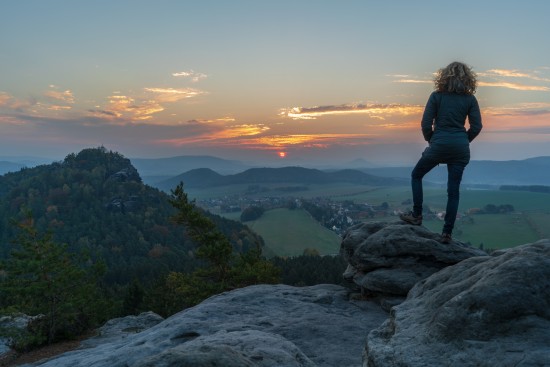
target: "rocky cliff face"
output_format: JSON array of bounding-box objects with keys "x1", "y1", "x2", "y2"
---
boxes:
[
  {"x1": 364, "y1": 239, "x2": 550, "y2": 367},
  {"x1": 340, "y1": 221, "x2": 486, "y2": 309}
]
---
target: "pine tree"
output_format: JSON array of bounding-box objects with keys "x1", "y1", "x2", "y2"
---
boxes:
[
  {"x1": 159, "y1": 183, "x2": 279, "y2": 313},
  {"x1": 122, "y1": 278, "x2": 145, "y2": 315}
]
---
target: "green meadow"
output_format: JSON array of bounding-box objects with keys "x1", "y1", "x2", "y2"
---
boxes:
[{"x1": 240, "y1": 208, "x2": 341, "y2": 257}]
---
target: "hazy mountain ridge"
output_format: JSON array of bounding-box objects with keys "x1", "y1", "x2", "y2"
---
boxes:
[
  {"x1": 133, "y1": 155, "x2": 550, "y2": 187},
  {"x1": 362, "y1": 156, "x2": 550, "y2": 185},
  {"x1": 155, "y1": 166, "x2": 407, "y2": 191},
  {"x1": 2, "y1": 153, "x2": 549, "y2": 186},
  {"x1": 0, "y1": 161, "x2": 25, "y2": 175},
  {"x1": 131, "y1": 155, "x2": 251, "y2": 177}
]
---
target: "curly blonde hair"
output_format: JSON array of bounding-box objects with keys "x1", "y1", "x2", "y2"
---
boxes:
[{"x1": 434, "y1": 62, "x2": 477, "y2": 95}]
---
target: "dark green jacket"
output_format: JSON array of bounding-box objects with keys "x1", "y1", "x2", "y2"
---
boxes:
[{"x1": 421, "y1": 91, "x2": 482, "y2": 146}]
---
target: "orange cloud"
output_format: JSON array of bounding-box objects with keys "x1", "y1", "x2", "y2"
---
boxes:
[
  {"x1": 47, "y1": 105, "x2": 73, "y2": 111},
  {"x1": 393, "y1": 79, "x2": 431, "y2": 84},
  {"x1": 187, "y1": 117, "x2": 236, "y2": 124},
  {"x1": 156, "y1": 125, "x2": 382, "y2": 151},
  {"x1": 44, "y1": 88, "x2": 75, "y2": 103},
  {"x1": 144, "y1": 87, "x2": 206, "y2": 102},
  {"x1": 0, "y1": 91, "x2": 11, "y2": 106},
  {"x1": 478, "y1": 81, "x2": 549, "y2": 91},
  {"x1": 391, "y1": 67, "x2": 550, "y2": 92},
  {"x1": 483, "y1": 69, "x2": 532, "y2": 78},
  {"x1": 0, "y1": 91, "x2": 34, "y2": 111},
  {"x1": 87, "y1": 95, "x2": 164, "y2": 121},
  {"x1": 482, "y1": 68, "x2": 550, "y2": 83},
  {"x1": 157, "y1": 122, "x2": 269, "y2": 146},
  {"x1": 280, "y1": 103, "x2": 423, "y2": 120},
  {"x1": 251, "y1": 133, "x2": 375, "y2": 148},
  {"x1": 172, "y1": 70, "x2": 208, "y2": 82},
  {"x1": 211, "y1": 124, "x2": 270, "y2": 139}
]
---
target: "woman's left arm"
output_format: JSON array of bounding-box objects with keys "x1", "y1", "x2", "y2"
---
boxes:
[
  {"x1": 467, "y1": 96, "x2": 482, "y2": 142},
  {"x1": 421, "y1": 93, "x2": 438, "y2": 142}
]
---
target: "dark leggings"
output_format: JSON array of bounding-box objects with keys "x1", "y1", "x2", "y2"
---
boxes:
[{"x1": 411, "y1": 153, "x2": 466, "y2": 234}]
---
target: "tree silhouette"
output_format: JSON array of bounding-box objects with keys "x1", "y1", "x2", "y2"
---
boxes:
[{"x1": 158, "y1": 183, "x2": 279, "y2": 313}]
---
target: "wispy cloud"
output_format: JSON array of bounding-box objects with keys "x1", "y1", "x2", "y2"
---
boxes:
[
  {"x1": 47, "y1": 105, "x2": 73, "y2": 111},
  {"x1": 44, "y1": 86, "x2": 75, "y2": 103},
  {"x1": 250, "y1": 133, "x2": 376, "y2": 149},
  {"x1": 187, "y1": 117, "x2": 236, "y2": 124},
  {"x1": 0, "y1": 91, "x2": 12, "y2": 106},
  {"x1": 157, "y1": 122, "x2": 270, "y2": 146},
  {"x1": 2, "y1": 84, "x2": 208, "y2": 126},
  {"x1": 391, "y1": 67, "x2": 550, "y2": 92},
  {"x1": 212, "y1": 124, "x2": 270, "y2": 139},
  {"x1": 279, "y1": 103, "x2": 423, "y2": 120},
  {"x1": 478, "y1": 67, "x2": 550, "y2": 91},
  {"x1": 388, "y1": 72, "x2": 433, "y2": 85},
  {"x1": 392, "y1": 79, "x2": 432, "y2": 84},
  {"x1": 172, "y1": 70, "x2": 208, "y2": 82},
  {"x1": 0, "y1": 91, "x2": 34, "y2": 112},
  {"x1": 144, "y1": 87, "x2": 207, "y2": 103},
  {"x1": 478, "y1": 81, "x2": 549, "y2": 91},
  {"x1": 481, "y1": 68, "x2": 550, "y2": 83},
  {"x1": 103, "y1": 95, "x2": 165, "y2": 120},
  {"x1": 84, "y1": 87, "x2": 207, "y2": 123},
  {"x1": 484, "y1": 102, "x2": 550, "y2": 117}
]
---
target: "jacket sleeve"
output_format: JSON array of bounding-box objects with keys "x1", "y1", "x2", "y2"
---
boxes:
[
  {"x1": 467, "y1": 96, "x2": 483, "y2": 142},
  {"x1": 420, "y1": 93, "x2": 437, "y2": 142}
]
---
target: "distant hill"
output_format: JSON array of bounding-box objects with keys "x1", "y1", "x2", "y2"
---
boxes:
[
  {"x1": 130, "y1": 155, "x2": 251, "y2": 183},
  {"x1": 362, "y1": 156, "x2": 550, "y2": 186},
  {"x1": 155, "y1": 166, "x2": 406, "y2": 191},
  {"x1": 0, "y1": 155, "x2": 58, "y2": 172},
  {"x1": 0, "y1": 161, "x2": 25, "y2": 175},
  {"x1": 0, "y1": 147, "x2": 265, "y2": 285}
]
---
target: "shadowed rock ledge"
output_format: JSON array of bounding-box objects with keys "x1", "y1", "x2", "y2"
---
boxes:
[
  {"x1": 340, "y1": 221, "x2": 487, "y2": 309},
  {"x1": 364, "y1": 239, "x2": 550, "y2": 367}
]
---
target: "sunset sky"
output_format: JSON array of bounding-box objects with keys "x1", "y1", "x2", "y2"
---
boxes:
[{"x1": 1, "y1": 0, "x2": 549, "y2": 166}]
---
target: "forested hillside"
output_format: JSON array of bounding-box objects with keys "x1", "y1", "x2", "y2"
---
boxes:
[{"x1": 0, "y1": 147, "x2": 264, "y2": 285}]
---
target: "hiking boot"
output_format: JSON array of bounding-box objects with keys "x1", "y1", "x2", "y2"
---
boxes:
[
  {"x1": 399, "y1": 211, "x2": 422, "y2": 225},
  {"x1": 440, "y1": 233, "x2": 452, "y2": 244}
]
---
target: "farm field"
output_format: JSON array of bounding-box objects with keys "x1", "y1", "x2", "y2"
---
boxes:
[
  {"x1": 240, "y1": 208, "x2": 341, "y2": 257},
  {"x1": 211, "y1": 183, "x2": 550, "y2": 253}
]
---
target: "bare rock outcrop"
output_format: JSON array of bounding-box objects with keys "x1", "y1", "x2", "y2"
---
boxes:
[
  {"x1": 26, "y1": 284, "x2": 387, "y2": 367},
  {"x1": 80, "y1": 311, "x2": 164, "y2": 348},
  {"x1": 341, "y1": 221, "x2": 486, "y2": 307},
  {"x1": 364, "y1": 239, "x2": 550, "y2": 367}
]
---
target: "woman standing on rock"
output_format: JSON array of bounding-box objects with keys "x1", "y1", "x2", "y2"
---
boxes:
[{"x1": 400, "y1": 61, "x2": 482, "y2": 244}]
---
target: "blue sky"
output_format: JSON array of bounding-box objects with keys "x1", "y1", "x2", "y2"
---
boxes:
[{"x1": 1, "y1": 0, "x2": 549, "y2": 165}]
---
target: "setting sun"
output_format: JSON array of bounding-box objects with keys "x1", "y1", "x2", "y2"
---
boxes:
[{"x1": 278, "y1": 151, "x2": 286, "y2": 158}]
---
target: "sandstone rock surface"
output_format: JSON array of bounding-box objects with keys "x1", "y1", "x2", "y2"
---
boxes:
[
  {"x1": 26, "y1": 284, "x2": 387, "y2": 367},
  {"x1": 341, "y1": 221, "x2": 486, "y2": 302},
  {"x1": 364, "y1": 239, "x2": 550, "y2": 367},
  {"x1": 80, "y1": 311, "x2": 164, "y2": 348}
]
